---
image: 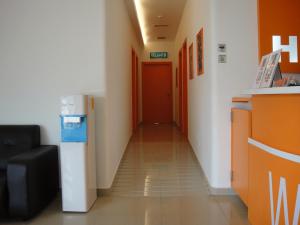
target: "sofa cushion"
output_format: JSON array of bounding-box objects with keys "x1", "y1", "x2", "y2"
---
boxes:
[
  {"x1": 0, "y1": 126, "x2": 40, "y2": 153},
  {"x1": 0, "y1": 170, "x2": 8, "y2": 217},
  {"x1": 0, "y1": 150, "x2": 23, "y2": 170}
]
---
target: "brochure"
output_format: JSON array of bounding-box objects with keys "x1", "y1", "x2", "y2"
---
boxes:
[
  {"x1": 259, "y1": 50, "x2": 282, "y2": 88},
  {"x1": 253, "y1": 55, "x2": 269, "y2": 88}
]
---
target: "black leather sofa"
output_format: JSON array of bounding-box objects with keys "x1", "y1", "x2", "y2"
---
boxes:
[{"x1": 0, "y1": 125, "x2": 59, "y2": 220}]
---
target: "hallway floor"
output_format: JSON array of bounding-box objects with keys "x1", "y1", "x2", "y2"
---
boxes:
[{"x1": 8, "y1": 124, "x2": 249, "y2": 225}]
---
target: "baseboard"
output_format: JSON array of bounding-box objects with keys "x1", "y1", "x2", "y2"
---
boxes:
[
  {"x1": 186, "y1": 139, "x2": 236, "y2": 196},
  {"x1": 209, "y1": 186, "x2": 236, "y2": 196},
  {"x1": 97, "y1": 134, "x2": 133, "y2": 197},
  {"x1": 97, "y1": 188, "x2": 113, "y2": 197}
]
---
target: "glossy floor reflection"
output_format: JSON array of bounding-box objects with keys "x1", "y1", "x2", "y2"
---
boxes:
[
  {"x1": 111, "y1": 124, "x2": 209, "y2": 197},
  {"x1": 8, "y1": 124, "x2": 249, "y2": 225}
]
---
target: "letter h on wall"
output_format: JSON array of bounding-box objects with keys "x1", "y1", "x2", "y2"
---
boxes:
[{"x1": 273, "y1": 36, "x2": 298, "y2": 63}]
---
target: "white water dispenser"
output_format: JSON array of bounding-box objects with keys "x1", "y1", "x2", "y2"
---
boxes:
[{"x1": 60, "y1": 95, "x2": 97, "y2": 212}]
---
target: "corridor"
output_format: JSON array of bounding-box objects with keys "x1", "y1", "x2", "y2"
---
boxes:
[
  {"x1": 24, "y1": 125, "x2": 249, "y2": 225},
  {"x1": 0, "y1": 0, "x2": 298, "y2": 224}
]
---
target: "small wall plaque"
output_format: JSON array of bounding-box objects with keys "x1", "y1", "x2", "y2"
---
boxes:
[
  {"x1": 218, "y1": 44, "x2": 227, "y2": 53},
  {"x1": 218, "y1": 55, "x2": 227, "y2": 63}
]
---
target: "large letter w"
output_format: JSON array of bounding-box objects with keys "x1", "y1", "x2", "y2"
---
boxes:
[{"x1": 269, "y1": 172, "x2": 300, "y2": 225}]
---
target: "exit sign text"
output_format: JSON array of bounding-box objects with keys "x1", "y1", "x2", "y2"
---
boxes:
[{"x1": 150, "y1": 52, "x2": 168, "y2": 59}]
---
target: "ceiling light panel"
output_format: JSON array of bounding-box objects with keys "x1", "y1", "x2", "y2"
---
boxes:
[{"x1": 133, "y1": 0, "x2": 148, "y2": 45}]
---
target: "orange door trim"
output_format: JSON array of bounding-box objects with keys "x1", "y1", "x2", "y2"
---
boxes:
[
  {"x1": 131, "y1": 49, "x2": 138, "y2": 131},
  {"x1": 178, "y1": 50, "x2": 183, "y2": 129},
  {"x1": 182, "y1": 40, "x2": 188, "y2": 137}
]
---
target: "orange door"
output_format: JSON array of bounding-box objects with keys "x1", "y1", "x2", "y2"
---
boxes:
[
  {"x1": 178, "y1": 50, "x2": 183, "y2": 128},
  {"x1": 142, "y1": 62, "x2": 173, "y2": 124},
  {"x1": 182, "y1": 41, "x2": 188, "y2": 137},
  {"x1": 135, "y1": 56, "x2": 139, "y2": 126},
  {"x1": 231, "y1": 109, "x2": 252, "y2": 206}
]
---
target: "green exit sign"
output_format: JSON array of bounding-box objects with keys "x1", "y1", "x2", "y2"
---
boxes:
[{"x1": 150, "y1": 52, "x2": 168, "y2": 59}]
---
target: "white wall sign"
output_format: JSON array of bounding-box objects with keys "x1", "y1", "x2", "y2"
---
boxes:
[
  {"x1": 218, "y1": 44, "x2": 226, "y2": 53},
  {"x1": 218, "y1": 55, "x2": 227, "y2": 63},
  {"x1": 272, "y1": 36, "x2": 298, "y2": 63}
]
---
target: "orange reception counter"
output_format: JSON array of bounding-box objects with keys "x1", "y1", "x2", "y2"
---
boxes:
[{"x1": 232, "y1": 87, "x2": 300, "y2": 225}]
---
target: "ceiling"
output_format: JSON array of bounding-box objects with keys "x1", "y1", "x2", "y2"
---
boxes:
[{"x1": 125, "y1": 0, "x2": 187, "y2": 43}]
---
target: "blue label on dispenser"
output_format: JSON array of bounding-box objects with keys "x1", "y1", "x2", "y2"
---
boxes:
[{"x1": 61, "y1": 115, "x2": 87, "y2": 142}]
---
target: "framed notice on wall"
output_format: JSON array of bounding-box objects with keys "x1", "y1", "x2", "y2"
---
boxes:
[
  {"x1": 189, "y1": 43, "x2": 194, "y2": 79},
  {"x1": 197, "y1": 28, "x2": 204, "y2": 75}
]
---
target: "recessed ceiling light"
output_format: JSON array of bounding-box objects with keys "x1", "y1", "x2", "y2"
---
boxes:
[{"x1": 157, "y1": 15, "x2": 164, "y2": 19}]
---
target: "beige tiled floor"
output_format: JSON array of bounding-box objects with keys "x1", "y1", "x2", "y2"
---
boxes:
[{"x1": 4, "y1": 124, "x2": 249, "y2": 225}]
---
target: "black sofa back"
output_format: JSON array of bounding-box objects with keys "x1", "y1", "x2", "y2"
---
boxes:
[
  {"x1": 0, "y1": 125, "x2": 40, "y2": 152},
  {"x1": 0, "y1": 125, "x2": 40, "y2": 170}
]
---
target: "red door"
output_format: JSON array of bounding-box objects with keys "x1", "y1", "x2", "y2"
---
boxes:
[{"x1": 142, "y1": 62, "x2": 173, "y2": 124}]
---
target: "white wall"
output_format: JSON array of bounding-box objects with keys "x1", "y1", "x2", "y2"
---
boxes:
[
  {"x1": 0, "y1": 0, "x2": 142, "y2": 189},
  {"x1": 211, "y1": 0, "x2": 259, "y2": 188},
  {"x1": 174, "y1": 0, "x2": 215, "y2": 186},
  {"x1": 174, "y1": 0, "x2": 258, "y2": 188},
  {"x1": 105, "y1": 0, "x2": 142, "y2": 188},
  {"x1": 0, "y1": 0, "x2": 107, "y2": 187},
  {"x1": 0, "y1": 0, "x2": 106, "y2": 142}
]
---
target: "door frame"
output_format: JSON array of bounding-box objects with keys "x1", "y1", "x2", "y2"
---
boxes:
[
  {"x1": 136, "y1": 55, "x2": 139, "y2": 126},
  {"x1": 142, "y1": 61, "x2": 173, "y2": 124},
  {"x1": 178, "y1": 50, "x2": 183, "y2": 130},
  {"x1": 131, "y1": 49, "x2": 138, "y2": 131},
  {"x1": 181, "y1": 40, "x2": 188, "y2": 137}
]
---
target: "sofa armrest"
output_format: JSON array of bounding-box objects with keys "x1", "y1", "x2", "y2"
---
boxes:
[{"x1": 7, "y1": 145, "x2": 59, "y2": 219}]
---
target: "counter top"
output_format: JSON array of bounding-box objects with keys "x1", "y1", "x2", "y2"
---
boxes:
[{"x1": 242, "y1": 87, "x2": 300, "y2": 95}]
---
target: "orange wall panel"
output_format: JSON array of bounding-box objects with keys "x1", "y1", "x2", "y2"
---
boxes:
[
  {"x1": 258, "y1": 0, "x2": 300, "y2": 73},
  {"x1": 252, "y1": 95, "x2": 300, "y2": 155}
]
